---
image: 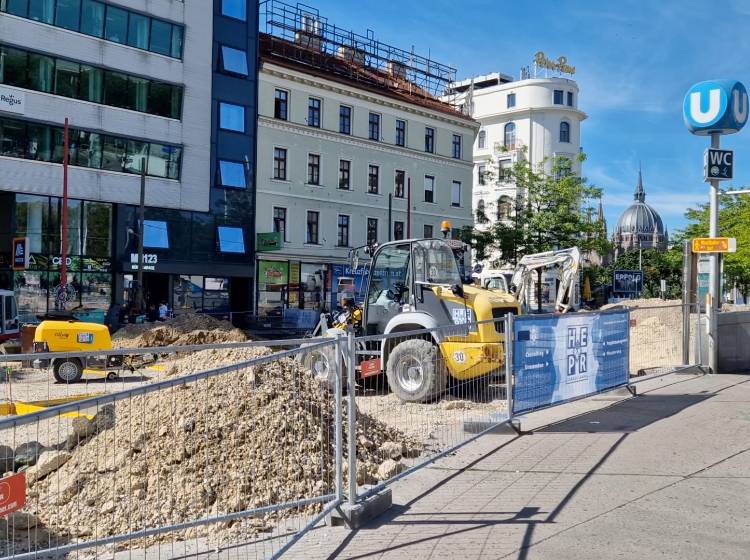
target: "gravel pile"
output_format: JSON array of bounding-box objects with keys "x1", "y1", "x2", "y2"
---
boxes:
[
  {"x1": 10, "y1": 347, "x2": 419, "y2": 552},
  {"x1": 112, "y1": 312, "x2": 247, "y2": 349}
]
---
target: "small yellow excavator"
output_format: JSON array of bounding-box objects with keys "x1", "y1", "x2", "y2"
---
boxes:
[{"x1": 300, "y1": 237, "x2": 520, "y2": 402}]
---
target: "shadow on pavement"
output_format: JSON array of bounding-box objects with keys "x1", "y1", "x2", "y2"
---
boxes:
[{"x1": 537, "y1": 393, "x2": 712, "y2": 433}]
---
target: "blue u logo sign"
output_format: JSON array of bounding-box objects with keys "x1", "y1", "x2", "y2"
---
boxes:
[{"x1": 683, "y1": 80, "x2": 748, "y2": 135}]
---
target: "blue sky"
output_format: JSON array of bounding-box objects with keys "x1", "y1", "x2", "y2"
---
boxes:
[{"x1": 293, "y1": 0, "x2": 750, "y2": 235}]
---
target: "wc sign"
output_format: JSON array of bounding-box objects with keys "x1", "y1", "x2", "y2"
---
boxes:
[
  {"x1": 704, "y1": 148, "x2": 733, "y2": 180},
  {"x1": 683, "y1": 80, "x2": 747, "y2": 135}
]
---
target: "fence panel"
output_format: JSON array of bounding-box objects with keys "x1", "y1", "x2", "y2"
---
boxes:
[
  {"x1": 0, "y1": 340, "x2": 343, "y2": 560},
  {"x1": 511, "y1": 309, "x2": 631, "y2": 415},
  {"x1": 627, "y1": 303, "x2": 702, "y2": 376},
  {"x1": 345, "y1": 319, "x2": 510, "y2": 500}
]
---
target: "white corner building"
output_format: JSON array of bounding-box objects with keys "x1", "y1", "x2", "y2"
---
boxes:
[{"x1": 445, "y1": 70, "x2": 587, "y2": 268}]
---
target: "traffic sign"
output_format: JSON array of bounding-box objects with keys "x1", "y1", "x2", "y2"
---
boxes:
[
  {"x1": 691, "y1": 237, "x2": 737, "y2": 253},
  {"x1": 704, "y1": 148, "x2": 734, "y2": 181}
]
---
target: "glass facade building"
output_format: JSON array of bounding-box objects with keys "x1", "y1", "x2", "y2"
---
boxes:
[{"x1": 0, "y1": 1, "x2": 259, "y2": 322}]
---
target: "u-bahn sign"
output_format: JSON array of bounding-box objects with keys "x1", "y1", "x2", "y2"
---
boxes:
[{"x1": 683, "y1": 80, "x2": 748, "y2": 135}]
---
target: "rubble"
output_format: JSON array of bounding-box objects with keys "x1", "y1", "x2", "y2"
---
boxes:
[
  {"x1": 112, "y1": 312, "x2": 248, "y2": 349},
  {"x1": 18, "y1": 348, "x2": 419, "y2": 550}
]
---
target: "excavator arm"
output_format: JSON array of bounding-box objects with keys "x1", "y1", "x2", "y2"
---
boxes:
[{"x1": 509, "y1": 247, "x2": 581, "y2": 313}]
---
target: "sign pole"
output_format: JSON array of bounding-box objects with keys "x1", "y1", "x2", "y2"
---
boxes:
[
  {"x1": 136, "y1": 157, "x2": 146, "y2": 312},
  {"x1": 59, "y1": 117, "x2": 69, "y2": 311},
  {"x1": 708, "y1": 133, "x2": 720, "y2": 374}
]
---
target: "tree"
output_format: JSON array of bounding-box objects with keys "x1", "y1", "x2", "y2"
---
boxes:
[
  {"x1": 596, "y1": 248, "x2": 683, "y2": 299},
  {"x1": 679, "y1": 194, "x2": 750, "y2": 300},
  {"x1": 470, "y1": 151, "x2": 610, "y2": 308}
]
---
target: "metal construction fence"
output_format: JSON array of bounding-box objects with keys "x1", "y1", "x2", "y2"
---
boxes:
[{"x1": 0, "y1": 303, "x2": 705, "y2": 558}]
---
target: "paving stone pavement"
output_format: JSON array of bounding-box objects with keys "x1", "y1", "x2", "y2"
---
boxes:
[{"x1": 282, "y1": 372, "x2": 750, "y2": 559}]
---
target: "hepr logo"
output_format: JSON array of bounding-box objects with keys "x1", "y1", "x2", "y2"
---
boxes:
[{"x1": 683, "y1": 80, "x2": 748, "y2": 135}]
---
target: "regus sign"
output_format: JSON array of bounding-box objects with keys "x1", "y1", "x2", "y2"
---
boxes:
[{"x1": 683, "y1": 80, "x2": 747, "y2": 135}]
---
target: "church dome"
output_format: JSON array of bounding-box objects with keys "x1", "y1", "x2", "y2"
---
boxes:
[{"x1": 615, "y1": 170, "x2": 665, "y2": 235}]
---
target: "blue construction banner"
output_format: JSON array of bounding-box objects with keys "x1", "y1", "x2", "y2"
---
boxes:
[{"x1": 512, "y1": 309, "x2": 630, "y2": 414}]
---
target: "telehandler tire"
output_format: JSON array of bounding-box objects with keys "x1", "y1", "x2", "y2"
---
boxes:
[
  {"x1": 53, "y1": 358, "x2": 83, "y2": 384},
  {"x1": 386, "y1": 339, "x2": 447, "y2": 402},
  {"x1": 297, "y1": 344, "x2": 343, "y2": 389}
]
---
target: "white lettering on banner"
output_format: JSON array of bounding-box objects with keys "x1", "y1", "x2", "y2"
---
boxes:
[
  {"x1": 566, "y1": 325, "x2": 589, "y2": 380},
  {"x1": 130, "y1": 253, "x2": 158, "y2": 265},
  {"x1": 0, "y1": 87, "x2": 25, "y2": 115}
]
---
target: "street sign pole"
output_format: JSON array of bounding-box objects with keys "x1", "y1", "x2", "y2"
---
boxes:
[{"x1": 708, "y1": 133, "x2": 720, "y2": 374}]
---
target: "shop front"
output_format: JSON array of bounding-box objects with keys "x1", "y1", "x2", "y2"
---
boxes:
[
  {"x1": 0, "y1": 193, "x2": 114, "y2": 322},
  {"x1": 256, "y1": 258, "x2": 333, "y2": 330}
]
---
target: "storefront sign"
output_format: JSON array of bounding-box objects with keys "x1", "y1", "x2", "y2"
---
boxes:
[
  {"x1": 0, "y1": 87, "x2": 25, "y2": 115},
  {"x1": 613, "y1": 270, "x2": 643, "y2": 296},
  {"x1": 257, "y1": 232, "x2": 283, "y2": 252},
  {"x1": 11, "y1": 238, "x2": 29, "y2": 270},
  {"x1": 81, "y1": 258, "x2": 112, "y2": 273},
  {"x1": 534, "y1": 51, "x2": 575, "y2": 75},
  {"x1": 258, "y1": 261, "x2": 288, "y2": 288},
  {"x1": 290, "y1": 261, "x2": 301, "y2": 285},
  {"x1": 130, "y1": 253, "x2": 158, "y2": 271},
  {"x1": 331, "y1": 264, "x2": 369, "y2": 307}
]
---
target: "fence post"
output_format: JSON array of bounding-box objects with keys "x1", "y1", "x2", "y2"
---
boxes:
[
  {"x1": 346, "y1": 328, "x2": 357, "y2": 505},
  {"x1": 505, "y1": 313, "x2": 514, "y2": 419},
  {"x1": 333, "y1": 334, "x2": 344, "y2": 502}
]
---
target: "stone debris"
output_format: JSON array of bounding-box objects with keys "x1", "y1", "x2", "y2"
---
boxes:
[
  {"x1": 14, "y1": 345, "x2": 419, "y2": 551},
  {"x1": 111, "y1": 312, "x2": 248, "y2": 349}
]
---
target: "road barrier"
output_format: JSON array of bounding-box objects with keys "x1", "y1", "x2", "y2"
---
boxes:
[{"x1": 0, "y1": 304, "x2": 705, "y2": 558}]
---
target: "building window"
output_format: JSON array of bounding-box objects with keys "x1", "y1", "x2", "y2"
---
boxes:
[
  {"x1": 498, "y1": 159, "x2": 512, "y2": 181},
  {"x1": 217, "y1": 226, "x2": 245, "y2": 253},
  {"x1": 337, "y1": 215, "x2": 350, "y2": 247},
  {"x1": 219, "y1": 45, "x2": 248, "y2": 76},
  {"x1": 393, "y1": 221, "x2": 404, "y2": 241},
  {"x1": 507, "y1": 93, "x2": 516, "y2": 108},
  {"x1": 143, "y1": 220, "x2": 169, "y2": 248},
  {"x1": 339, "y1": 105, "x2": 351, "y2": 135},
  {"x1": 1, "y1": 0, "x2": 183, "y2": 58},
  {"x1": 451, "y1": 181, "x2": 461, "y2": 207},
  {"x1": 425, "y1": 127, "x2": 435, "y2": 153},
  {"x1": 504, "y1": 122, "x2": 516, "y2": 149},
  {"x1": 368, "y1": 165, "x2": 379, "y2": 194},
  {"x1": 424, "y1": 175, "x2": 435, "y2": 203},
  {"x1": 0, "y1": 44, "x2": 183, "y2": 119},
  {"x1": 553, "y1": 89, "x2": 564, "y2": 105},
  {"x1": 0, "y1": 115, "x2": 182, "y2": 179},
  {"x1": 307, "y1": 154, "x2": 320, "y2": 185},
  {"x1": 307, "y1": 97, "x2": 321, "y2": 128},
  {"x1": 273, "y1": 147, "x2": 287, "y2": 180},
  {"x1": 368, "y1": 112, "x2": 380, "y2": 141},
  {"x1": 497, "y1": 196, "x2": 512, "y2": 220},
  {"x1": 273, "y1": 207, "x2": 287, "y2": 241},
  {"x1": 219, "y1": 102, "x2": 245, "y2": 132},
  {"x1": 306, "y1": 211, "x2": 319, "y2": 244},
  {"x1": 423, "y1": 224, "x2": 433, "y2": 238},
  {"x1": 452, "y1": 134, "x2": 462, "y2": 159},
  {"x1": 559, "y1": 121, "x2": 570, "y2": 143},
  {"x1": 395, "y1": 119, "x2": 406, "y2": 146},
  {"x1": 567, "y1": 91, "x2": 574, "y2": 107},
  {"x1": 394, "y1": 170, "x2": 405, "y2": 198},
  {"x1": 477, "y1": 199, "x2": 486, "y2": 215},
  {"x1": 274, "y1": 89, "x2": 288, "y2": 120},
  {"x1": 338, "y1": 159, "x2": 351, "y2": 189},
  {"x1": 221, "y1": 0, "x2": 246, "y2": 21},
  {"x1": 367, "y1": 218, "x2": 378, "y2": 245},
  {"x1": 478, "y1": 164, "x2": 487, "y2": 185},
  {"x1": 218, "y1": 160, "x2": 246, "y2": 189},
  {"x1": 478, "y1": 130, "x2": 486, "y2": 149}
]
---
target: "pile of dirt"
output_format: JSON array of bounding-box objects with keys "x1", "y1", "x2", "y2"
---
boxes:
[
  {"x1": 112, "y1": 312, "x2": 248, "y2": 348},
  {"x1": 17, "y1": 347, "x2": 419, "y2": 551}
]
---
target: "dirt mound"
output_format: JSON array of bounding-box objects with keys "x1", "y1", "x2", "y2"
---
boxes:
[
  {"x1": 20, "y1": 349, "x2": 419, "y2": 551},
  {"x1": 112, "y1": 312, "x2": 248, "y2": 348}
]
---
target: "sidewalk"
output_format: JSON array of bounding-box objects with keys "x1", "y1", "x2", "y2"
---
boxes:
[{"x1": 287, "y1": 372, "x2": 750, "y2": 559}]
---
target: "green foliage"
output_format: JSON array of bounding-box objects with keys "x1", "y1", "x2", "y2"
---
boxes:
[
  {"x1": 676, "y1": 194, "x2": 750, "y2": 297},
  {"x1": 596, "y1": 249, "x2": 683, "y2": 299},
  {"x1": 469, "y1": 153, "x2": 610, "y2": 267}
]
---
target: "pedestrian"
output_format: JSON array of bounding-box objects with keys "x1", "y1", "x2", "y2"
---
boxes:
[{"x1": 158, "y1": 301, "x2": 169, "y2": 321}]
